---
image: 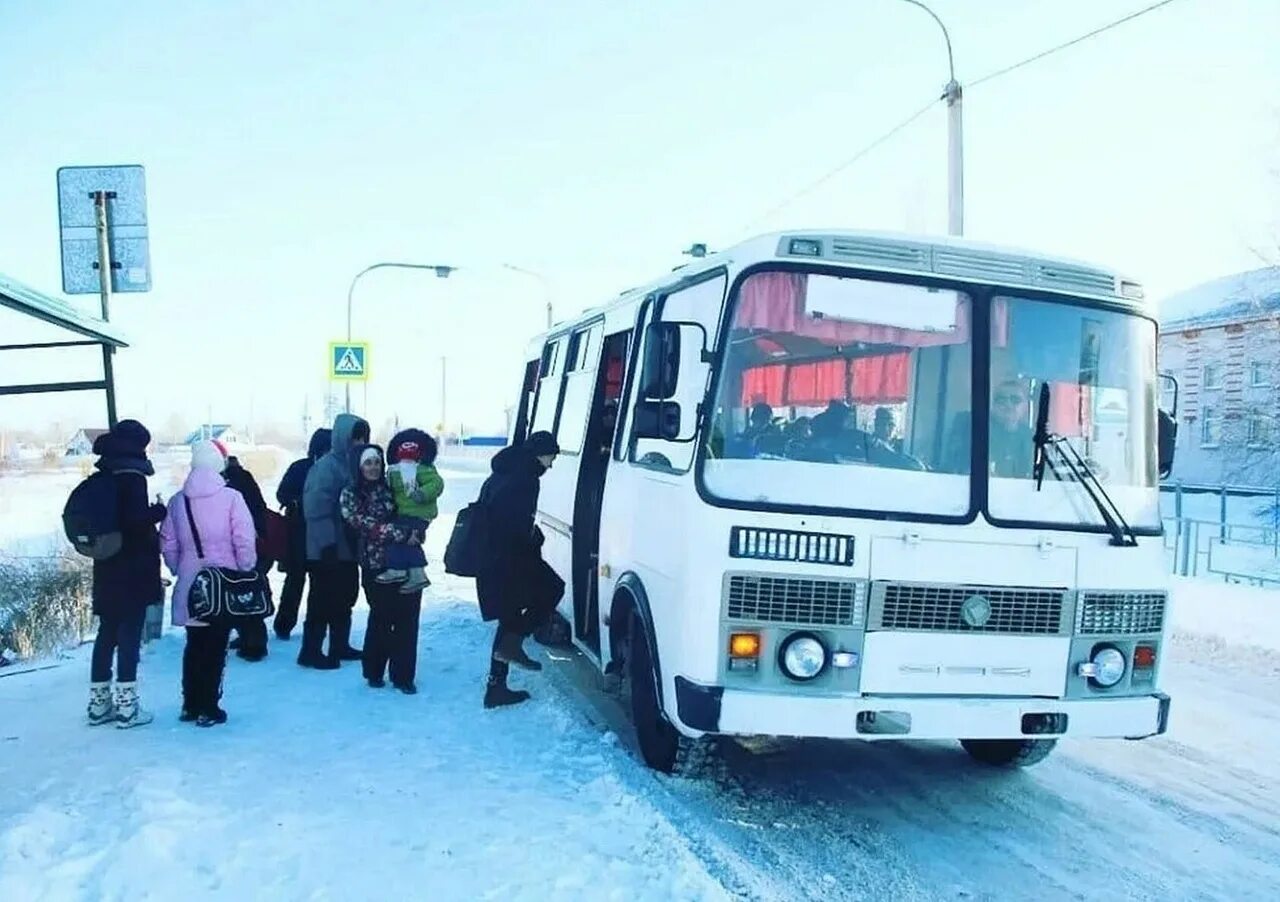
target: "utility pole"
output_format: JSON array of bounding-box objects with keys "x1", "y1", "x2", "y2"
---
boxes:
[
  {"x1": 901, "y1": 0, "x2": 963, "y2": 236},
  {"x1": 92, "y1": 192, "x2": 119, "y2": 428},
  {"x1": 440, "y1": 356, "x2": 448, "y2": 437},
  {"x1": 945, "y1": 79, "x2": 963, "y2": 236}
]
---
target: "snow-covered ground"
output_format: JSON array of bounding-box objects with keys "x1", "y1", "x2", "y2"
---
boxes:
[{"x1": 3, "y1": 468, "x2": 1280, "y2": 899}]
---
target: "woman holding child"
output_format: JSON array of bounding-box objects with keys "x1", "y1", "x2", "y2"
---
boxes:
[{"x1": 339, "y1": 429, "x2": 442, "y2": 695}]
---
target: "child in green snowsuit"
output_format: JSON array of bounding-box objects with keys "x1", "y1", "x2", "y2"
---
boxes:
[{"x1": 377, "y1": 433, "x2": 445, "y2": 593}]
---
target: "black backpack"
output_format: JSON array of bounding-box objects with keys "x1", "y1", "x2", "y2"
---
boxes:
[
  {"x1": 63, "y1": 471, "x2": 123, "y2": 560},
  {"x1": 444, "y1": 501, "x2": 491, "y2": 578}
]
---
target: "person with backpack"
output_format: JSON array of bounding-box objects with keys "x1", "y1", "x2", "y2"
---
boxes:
[
  {"x1": 340, "y1": 444, "x2": 426, "y2": 693},
  {"x1": 77, "y1": 420, "x2": 166, "y2": 729},
  {"x1": 223, "y1": 453, "x2": 272, "y2": 662},
  {"x1": 475, "y1": 431, "x2": 564, "y2": 709},
  {"x1": 160, "y1": 440, "x2": 257, "y2": 726},
  {"x1": 273, "y1": 428, "x2": 332, "y2": 640},
  {"x1": 300, "y1": 413, "x2": 370, "y2": 669}
]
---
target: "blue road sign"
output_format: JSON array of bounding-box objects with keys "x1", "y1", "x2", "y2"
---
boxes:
[
  {"x1": 57, "y1": 165, "x2": 152, "y2": 295},
  {"x1": 330, "y1": 342, "x2": 369, "y2": 381}
]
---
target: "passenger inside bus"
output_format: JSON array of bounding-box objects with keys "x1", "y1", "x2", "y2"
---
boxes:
[{"x1": 988, "y1": 377, "x2": 1035, "y2": 479}]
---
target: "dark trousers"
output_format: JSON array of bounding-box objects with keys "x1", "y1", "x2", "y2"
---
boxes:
[
  {"x1": 232, "y1": 563, "x2": 272, "y2": 657},
  {"x1": 363, "y1": 581, "x2": 421, "y2": 686},
  {"x1": 488, "y1": 588, "x2": 559, "y2": 685},
  {"x1": 91, "y1": 608, "x2": 146, "y2": 683},
  {"x1": 302, "y1": 560, "x2": 360, "y2": 659},
  {"x1": 183, "y1": 623, "x2": 231, "y2": 714},
  {"x1": 234, "y1": 617, "x2": 269, "y2": 656},
  {"x1": 275, "y1": 568, "x2": 306, "y2": 637}
]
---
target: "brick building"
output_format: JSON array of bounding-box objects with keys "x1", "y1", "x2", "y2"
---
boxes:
[{"x1": 1158, "y1": 267, "x2": 1280, "y2": 486}]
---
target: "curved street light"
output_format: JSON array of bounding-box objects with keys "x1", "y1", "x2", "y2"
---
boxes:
[
  {"x1": 899, "y1": 0, "x2": 964, "y2": 236},
  {"x1": 344, "y1": 261, "x2": 455, "y2": 413},
  {"x1": 342, "y1": 260, "x2": 554, "y2": 414}
]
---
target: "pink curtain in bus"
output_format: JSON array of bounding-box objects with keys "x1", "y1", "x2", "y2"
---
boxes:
[
  {"x1": 742, "y1": 364, "x2": 787, "y2": 408},
  {"x1": 851, "y1": 354, "x2": 910, "y2": 404},
  {"x1": 739, "y1": 354, "x2": 911, "y2": 407},
  {"x1": 734, "y1": 272, "x2": 969, "y2": 348},
  {"x1": 1048, "y1": 382, "x2": 1092, "y2": 437}
]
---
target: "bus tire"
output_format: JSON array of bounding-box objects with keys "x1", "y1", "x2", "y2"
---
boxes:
[
  {"x1": 627, "y1": 612, "x2": 710, "y2": 775},
  {"x1": 960, "y1": 738, "x2": 1057, "y2": 768}
]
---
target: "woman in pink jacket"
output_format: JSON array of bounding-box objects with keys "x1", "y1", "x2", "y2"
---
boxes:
[{"x1": 160, "y1": 440, "x2": 257, "y2": 727}]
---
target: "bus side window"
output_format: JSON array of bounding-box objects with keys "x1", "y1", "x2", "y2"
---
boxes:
[
  {"x1": 510, "y1": 358, "x2": 540, "y2": 445},
  {"x1": 528, "y1": 337, "x2": 567, "y2": 436},
  {"x1": 556, "y1": 322, "x2": 604, "y2": 455},
  {"x1": 629, "y1": 275, "x2": 725, "y2": 472}
]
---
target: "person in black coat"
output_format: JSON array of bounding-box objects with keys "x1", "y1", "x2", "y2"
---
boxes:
[
  {"x1": 273, "y1": 428, "x2": 332, "y2": 640},
  {"x1": 87, "y1": 420, "x2": 166, "y2": 729},
  {"x1": 223, "y1": 454, "x2": 273, "y2": 661},
  {"x1": 475, "y1": 431, "x2": 565, "y2": 709}
]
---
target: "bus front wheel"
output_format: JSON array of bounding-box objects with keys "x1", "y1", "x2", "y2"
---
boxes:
[
  {"x1": 628, "y1": 614, "x2": 681, "y2": 773},
  {"x1": 960, "y1": 738, "x2": 1057, "y2": 768}
]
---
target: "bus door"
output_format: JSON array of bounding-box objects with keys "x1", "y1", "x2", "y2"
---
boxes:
[{"x1": 570, "y1": 329, "x2": 631, "y2": 655}]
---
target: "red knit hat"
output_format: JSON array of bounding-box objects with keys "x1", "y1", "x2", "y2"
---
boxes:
[{"x1": 395, "y1": 441, "x2": 421, "y2": 463}]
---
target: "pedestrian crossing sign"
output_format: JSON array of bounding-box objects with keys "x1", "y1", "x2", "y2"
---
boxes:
[{"x1": 329, "y1": 342, "x2": 369, "y2": 382}]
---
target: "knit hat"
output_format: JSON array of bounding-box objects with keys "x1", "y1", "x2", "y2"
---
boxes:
[
  {"x1": 359, "y1": 447, "x2": 382, "y2": 467},
  {"x1": 526, "y1": 431, "x2": 560, "y2": 457},
  {"x1": 191, "y1": 439, "x2": 228, "y2": 474},
  {"x1": 396, "y1": 441, "x2": 422, "y2": 463}
]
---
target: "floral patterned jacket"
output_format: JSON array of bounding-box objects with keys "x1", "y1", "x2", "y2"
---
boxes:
[{"x1": 339, "y1": 481, "x2": 412, "y2": 573}]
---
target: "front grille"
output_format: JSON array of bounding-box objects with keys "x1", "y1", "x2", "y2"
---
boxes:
[
  {"x1": 729, "y1": 527, "x2": 855, "y2": 566},
  {"x1": 870, "y1": 582, "x2": 1069, "y2": 635},
  {"x1": 726, "y1": 574, "x2": 865, "y2": 627},
  {"x1": 1076, "y1": 591, "x2": 1166, "y2": 636}
]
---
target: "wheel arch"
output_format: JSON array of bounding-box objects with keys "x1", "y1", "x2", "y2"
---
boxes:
[{"x1": 608, "y1": 572, "x2": 667, "y2": 713}]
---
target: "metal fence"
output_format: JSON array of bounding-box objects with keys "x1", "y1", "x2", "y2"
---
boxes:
[{"x1": 1161, "y1": 482, "x2": 1280, "y2": 586}]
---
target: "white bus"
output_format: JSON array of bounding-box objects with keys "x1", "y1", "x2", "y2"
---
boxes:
[{"x1": 510, "y1": 230, "x2": 1176, "y2": 773}]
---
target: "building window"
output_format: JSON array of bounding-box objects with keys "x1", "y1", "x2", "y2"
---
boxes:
[
  {"x1": 1250, "y1": 360, "x2": 1270, "y2": 388},
  {"x1": 1248, "y1": 408, "x2": 1273, "y2": 447},
  {"x1": 1202, "y1": 363, "x2": 1222, "y2": 390},
  {"x1": 1200, "y1": 407, "x2": 1221, "y2": 447}
]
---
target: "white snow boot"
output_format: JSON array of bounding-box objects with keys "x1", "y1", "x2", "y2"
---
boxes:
[
  {"x1": 87, "y1": 682, "x2": 116, "y2": 726},
  {"x1": 114, "y1": 682, "x2": 154, "y2": 729}
]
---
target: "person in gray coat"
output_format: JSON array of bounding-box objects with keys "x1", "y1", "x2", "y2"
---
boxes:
[{"x1": 299, "y1": 413, "x2": 370, "y2": 669}]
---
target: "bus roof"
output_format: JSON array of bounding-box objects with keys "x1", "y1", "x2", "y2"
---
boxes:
[{"x1": 546, "y1": 229, "x2": 1146, "y2": 336}]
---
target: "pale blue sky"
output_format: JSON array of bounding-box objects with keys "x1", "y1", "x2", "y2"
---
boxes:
[{"x1": 1, "y1": 0, "x2": 1276, "y2": 436}]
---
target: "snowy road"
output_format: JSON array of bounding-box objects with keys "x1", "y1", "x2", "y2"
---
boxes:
[
  {"x1": 2, "y1": 469, "x2": 1278, "y2": 900},
  {"x1": 545, "y1": 626, "x2": 1280, "y2": 901}
]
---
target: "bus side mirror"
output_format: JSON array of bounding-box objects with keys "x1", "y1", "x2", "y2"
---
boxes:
[
  {"x1": 640, "y1": 321, "x2": 711, "y2": 401},
  {"x1": 640, "y1": 323, "x2": 682, "y2": 400},
  {"x1": 633, "y1": 400, "x2": 683, "y2": 441},
  {"x1": 1158, "y1": 408, "x2": 1177, "y2": 479}
]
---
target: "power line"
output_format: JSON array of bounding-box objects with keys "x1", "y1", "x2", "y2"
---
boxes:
[
  {"x1": 971, "y1": 0, "x2": 1185, "y2": 88},
  {"x1": 742, "y1": 97, "x2": 941, "y2": 234}
]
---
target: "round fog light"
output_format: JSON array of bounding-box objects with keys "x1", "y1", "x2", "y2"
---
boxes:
[
  {"x1": 779, "y1": 633, "x2": 827, "y2": 682},
  {"x1": 1090, "y1": 646, "x2": 1127, "y2": 687}
]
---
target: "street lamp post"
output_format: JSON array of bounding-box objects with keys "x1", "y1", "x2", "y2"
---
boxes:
[
  {"x1": 502, "y1": 264, "x2": 554, "y2": 330},
  {"x1": 344, "y1": 261, "x2": 455, "y2": 413},
  {"x1": 901, "y1": 0, "x2": 963, "y2": 237}
]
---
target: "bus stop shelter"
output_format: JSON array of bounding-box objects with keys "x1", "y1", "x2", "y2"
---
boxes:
[{"x1": 0, "y1": 271, "x2": 126, "y2": 428}]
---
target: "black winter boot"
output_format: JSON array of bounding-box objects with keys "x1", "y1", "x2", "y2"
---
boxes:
[
  {"x1": 494, "y1": 631, "x2": 542, "y2": 672},
  {"x1": 484, "y1": 676, "x2": 531, "y2": 709}
]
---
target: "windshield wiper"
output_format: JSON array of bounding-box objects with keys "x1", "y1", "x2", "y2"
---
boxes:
[{"x1": 1032, "y1": 383, "x2": 1138, "y2": 548}]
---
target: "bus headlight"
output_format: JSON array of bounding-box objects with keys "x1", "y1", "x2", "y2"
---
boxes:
[
  {"x1": 1078, "y1": 646, "x2": 1127, "y2": 688},
  {"x1": 778, "y1": 633, "x2": 827, "y2": 682}
]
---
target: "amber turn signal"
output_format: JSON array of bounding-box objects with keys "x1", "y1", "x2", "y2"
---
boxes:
[{"x1": 729, "y1": 632, "x2": 761, "y2": 659}]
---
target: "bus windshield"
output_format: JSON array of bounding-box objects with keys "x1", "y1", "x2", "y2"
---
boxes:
[
  {"x1": 701, "y1": 269, "x2": 1161, "y2": 530},
  {"x1": 703, "y1": 270, "x2": 974, "y2": 517},
  {"x1": 989, "y1": 295, "x2": 1160, "y2": 530}
]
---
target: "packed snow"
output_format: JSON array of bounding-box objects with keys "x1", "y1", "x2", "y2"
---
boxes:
[{"x1": 3, "y1": 464, "x2": 1280, "y2": 899}]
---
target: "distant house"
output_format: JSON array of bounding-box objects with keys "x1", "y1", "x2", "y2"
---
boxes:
[
  {"x1": 182, "y1": 424, "x2": 247, "y2": 448},
  {"x1": 1158, "y1": 266, "x2": 1280, "y2": 485},
  {"x1": 65, "y1": 428, "x2": 109, "y2": 457}
]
